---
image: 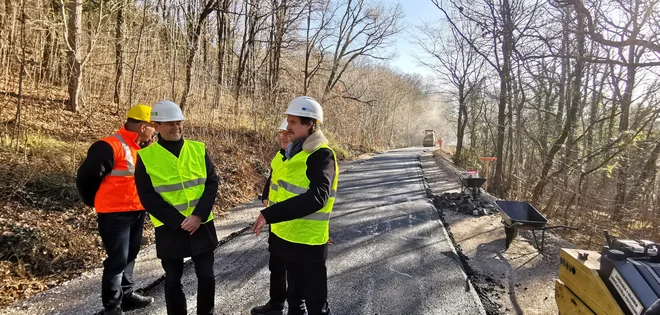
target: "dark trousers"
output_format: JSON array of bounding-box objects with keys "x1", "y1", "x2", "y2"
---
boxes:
[
  {"x1": 270, "y1": 255, "x2": 331, "y2": 315},
  {"x1": 161, "y1": 250, "x2": 215, "y2": 315},
  {"x1": 268, "y1": 254, "x2": 287, "y2": 307},
  {"x1": 97, "y1": 211, "x2": 146, "y2": 309}
]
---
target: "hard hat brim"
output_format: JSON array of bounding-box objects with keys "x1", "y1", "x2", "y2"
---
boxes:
[{"x1": 283, "y1": 112, "x2": 323, "y2": 124}]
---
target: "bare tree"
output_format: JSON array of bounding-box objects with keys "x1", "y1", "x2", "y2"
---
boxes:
[
  {"x1": 303, "y1": 0, "x2": 333, "y2": 95},
  {"x1": 113, "y1": 0, "x2": 126, "y2": 106},
  {"x1": 129, "y1": 0, "x2": 149, "y2": 107},
  {"x1": 267, "y1": 0, "x2": 305, "y2": 106},
  {"x1": 566, "y1": 0, "x2": 660, "y2": 54},
  {"x1": 62, "y1": 0, "x2": 82, "y2": 112},
  {"x1": 414, "y1": 22, "x2": 485, "y2": 164},
  {"x1": 59, "y1": 0, "x2": 106, "y2": 112},
  {"x1": 323, "y1": 0, "x2": 402, "y2": 100},
  {"x1": 531, "y1": 2, "x2": 586, "y2": 203},
  {"x1": 12, "y1": 0, "x2": 25, "y2": 150},
  {"x1": 215, "y1": 0, "x2": 232, "y2": 92},
  {"x1": 180, "y1": 0, "x2": 218, "y2": 111},
  {"x1": 432, "y1": 0, "x2": 544, "y2": 196}
]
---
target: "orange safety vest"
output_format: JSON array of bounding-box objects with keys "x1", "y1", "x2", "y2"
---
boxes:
[{"x1": 94, "y1": 126, "x2": 144, "y2": 213}]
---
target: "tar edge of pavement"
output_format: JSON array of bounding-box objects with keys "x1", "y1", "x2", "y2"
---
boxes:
[{"x1": 419, "y1": 157, "x2": 504, "y2": 315}]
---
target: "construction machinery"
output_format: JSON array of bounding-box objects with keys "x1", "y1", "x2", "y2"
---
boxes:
[
  {"x1": 423, "y1": 130, "x2": 436, "y2": 147},
  {"x1": 556, "y1": 231, "x2": 660, "y2": 315}
]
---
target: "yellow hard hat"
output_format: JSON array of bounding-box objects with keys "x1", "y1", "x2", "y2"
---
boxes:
[{"x1": 126, "y1": 104, "x2": 151, "y2": 122}]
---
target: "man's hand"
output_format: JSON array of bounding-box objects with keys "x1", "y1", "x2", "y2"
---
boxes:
[
  {"x1": 262, "y1": 200, "x2": 268, "y2": 207},
  {"x1": 252, "y1": 213, "x2": 267, "y2": 236},
  {"x1": 181, "y1": 215, "x2": 202, "y2": 235}
]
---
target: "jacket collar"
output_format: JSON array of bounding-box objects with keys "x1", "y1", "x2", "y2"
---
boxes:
[
  {"x1": 302, "y1": 130, "x2": 328, "y2": 153},
  {"x1": 117, "y1": 125, "x2": 140, "y2": 149},
  {"x1": 156, "y1": 134, "x2": 184, "y2": 158}
]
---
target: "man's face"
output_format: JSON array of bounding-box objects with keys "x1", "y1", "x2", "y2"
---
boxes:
[
  {"x1": 155, "y1": 121, "x2": 184, "y2": 141},
  {"x1": 137, "y1": 122, "x2": 156, "y2": 144},
  {"x1": 286, "y1": 115, "x2": 311, "y2": 141},
  {"x1": 279, "y1": 130, "x2": 292, "y2": 150}
]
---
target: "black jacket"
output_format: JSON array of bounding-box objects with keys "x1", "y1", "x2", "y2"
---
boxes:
[
  {"x1": 261, "y1": 131, "x2": 336, "y2": 262},
  {"x1": 76, "y1": 141, "x2": 115, "y2": 207},
  {"x1": 134, "y1": 136, "x2": 220, "y2": 259}
]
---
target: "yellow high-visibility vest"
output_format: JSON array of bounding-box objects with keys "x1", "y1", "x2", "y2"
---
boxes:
[
  {"x1": 270, "y1": 143, "x2": 338, "y2": 245},
  {"x1": 137, "y1": 141, "x2": 212, "y2": 227},
  {"x1": 267, "y1": 151, "x2": 285, "y2": 206}
]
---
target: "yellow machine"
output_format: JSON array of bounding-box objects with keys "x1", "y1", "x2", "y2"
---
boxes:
[
  {"x1": 556, "y1": 233, "x2": 660, "y2": 315},
  {"x1": 556, "y1": 249, "x2": 625, "y2": 315}
]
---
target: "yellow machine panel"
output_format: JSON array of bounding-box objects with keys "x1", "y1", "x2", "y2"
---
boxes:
[
  {"x1": 558, "y1": 248, "x2": 625, "y2": 315},
  {"x1": 556, "y1": 279, "x2": 595, "y2": 315}
]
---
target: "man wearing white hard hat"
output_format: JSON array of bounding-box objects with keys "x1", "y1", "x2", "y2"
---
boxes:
[
  {"x1": 134, "y1": 100, "x2": 220, "y2": 315},
  {"x1": 252, "y1": 96, "x2": 338, "y2": 315}
]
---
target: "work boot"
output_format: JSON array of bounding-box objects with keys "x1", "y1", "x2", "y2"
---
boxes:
[
  {"x1": 250, "y1": 302, "x2": 284, "y2": 315},
  {"x1": 121, "y1": 292, "x2": 154, "y2": 311},
  {"x1": 103, "y1": 307, "x2": 124, "y2": 315}
]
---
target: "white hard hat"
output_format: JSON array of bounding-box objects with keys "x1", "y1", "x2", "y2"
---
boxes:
[
  {"x1": 279, "y1": 118, "x2": 288, "y2": 130},
  {"x1": 151, "y1": 100, "x2": 185, "y2": 122},
  {"x1": 283, "y1": 96, "x2": 323, "y2": 123}
]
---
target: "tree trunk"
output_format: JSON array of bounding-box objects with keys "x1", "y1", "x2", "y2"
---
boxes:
[
  {"x1": 234, "y1": 0, "x2": 251, "y2": 111},
  {"x1": 303, "y1": 0, "x2": 311, "y2": 95},
  {"x1": 129, "y1": 0, "x2": 148, "y2": 107},
  {"x1": 13, "y1": 0, "x2": 25, "y2": 149},
  {"x1": 627, "y1": 138, "x2": 660, "y2": 204},
  {"x1": 216, "y1": 0, "x2": 230, "y2": 88},
  {"x1": 41, "y1": 24, "x2": 53, "y2": 82},
  {"x1": 612, "y1": 45, "x2": 638, "y2": 221},
  {"x1": 170, "y1": 8, "x2": 178, "y2": 101},
  {"x1": 454, "y1": 85, "x2": 466, "y2": 164},
  {"x1": 181, "y1": 3, "x2": 215, "y2": 111},
  {"x1": 490, "y1": 0, "x2": 513, "y2": 196},
  {"x1": 66, "y1": 0, "x2": 82, "y2": 112},
  {"x1": 531, "y1": 4, "x2": 585, "y2": 204},
  {"x1": 113, "y1": 0, "x2": 125, "y2": 106}
]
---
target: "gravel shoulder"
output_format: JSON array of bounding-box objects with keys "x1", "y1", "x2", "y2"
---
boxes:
[{"x1": 420, "y1": 150, "x2": 575, "y2": 315}]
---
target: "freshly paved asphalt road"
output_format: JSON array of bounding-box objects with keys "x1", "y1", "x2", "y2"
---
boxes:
[{"x1": 3, "y1": 148, "x2": 485, "y2": 315}]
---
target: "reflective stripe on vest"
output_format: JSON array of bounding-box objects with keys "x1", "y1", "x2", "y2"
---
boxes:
[
  {"x1": 270, "y1": 142, "x2": 339, "y2": 245},
  {"x1": 272, "y1": 179, "x2": 337, "y2": 200},
  {"x1": 268, "y1": 151, "x2": 285, "y2": 206},
  {"x1": 137, "y1": 140, "x2": 212, "y2": 228},
  {"x1": 109, "y1": 134, "x2": 135, "y2": 176}
]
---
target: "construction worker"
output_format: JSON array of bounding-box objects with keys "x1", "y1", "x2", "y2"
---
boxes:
[
  {"x1": 134, "y1": 100, "x2": 219, "y2": 315},
  {"x1": 76, "y1": 104, "x2": 156, "y2": 315},
  {"x1": 252, "y1": 96, "x2": 338, "y2": 315},
  {"x1": 261, "y1": 118, "x2": 292, "y2": 206},
  {"x1": 252, "y1": 118, "x2": 292, "y2": 315}
]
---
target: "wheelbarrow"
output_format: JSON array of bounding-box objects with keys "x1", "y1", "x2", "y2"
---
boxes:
[
  {"x1": 455, "y1": 172, "x2": 487, "y2": 199},
  {"x1": 495, "y1": 200, "x2": 578, "y2": 252}
]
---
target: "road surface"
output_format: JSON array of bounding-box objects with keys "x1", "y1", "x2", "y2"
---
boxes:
[{"x1": 3, "y1": 148, "x2": 485, "y2": 315}]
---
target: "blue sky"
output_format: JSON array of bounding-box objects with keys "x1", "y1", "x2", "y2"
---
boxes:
[{"x1": 385, "y1": 0, "x2": 443, "y2": 77}]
